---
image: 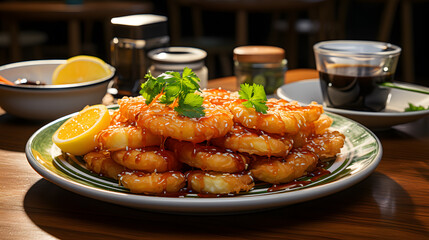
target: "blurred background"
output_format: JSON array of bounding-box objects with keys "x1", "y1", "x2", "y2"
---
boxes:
[{"x1": 0, "y1": 0, "x2": 428, "y2": 85}]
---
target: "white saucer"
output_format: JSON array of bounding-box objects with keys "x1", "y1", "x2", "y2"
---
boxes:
[{"x1": 276, "y1": 79, "x2": 429, "y2": 129}]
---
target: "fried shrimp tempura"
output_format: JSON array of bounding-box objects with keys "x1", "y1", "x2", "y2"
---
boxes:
[
  {"x1": 111, "y1": 148, "x2": 182, "y2": 172},
  {"x1": 166, "y1": 139, "x2": 248, "y2": 173},
  {"x1": 312, "y1": 114, "x2": 334, "y2": 135},
  {"x1": 202, "y1": 88, "x2": 237, "y2": 106},
  {"x1": 250, "y1": 129, "x2": 345, "y2": 184},
  {"x1": 136, "y1": 102, "x2": 233, "y2": 143},
  {"x1": 291, "y1": 113, "x2": 334, "y2": 148},
  {"x1": 211, "y1": 123, "x2": 293, "y2": 157},
  {"x1": 187, "y1": 170, "x2": 254, "y2": 194},
  {"x1": 116, "y1": 96, "x2": 148, "y2": 123},
  {"x1": 96, "y1": 125, "x2": 162, "y2": 151},
  {"x1": 229, "y1": 99, "x2": 323, "y2": 135},
  {"x1": 250, "y1": 150, "x2": 318, "y2": 184},
  {"x1": 303, "y1": 130, "x2": 345, "y2": 159},
  {"x1": 84, "y1": 151, "x2": 126, "y2": 180},
  {"x1": 119, "y1": 171, "x2": 186, "y2": 194}
]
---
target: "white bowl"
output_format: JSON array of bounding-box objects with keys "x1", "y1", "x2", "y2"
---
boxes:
[{"x1": 0, "y1": 60, "x2": 115, "y2": 120}]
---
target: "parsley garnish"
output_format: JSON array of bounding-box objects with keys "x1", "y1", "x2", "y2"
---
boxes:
[
  {"x1": 140, "y1": 67, "x2": 205, "y2": 118},
  {"x1": 239, "y1": 83, "x2": 268, "y2": 114},
  {"x1": 405, "y1": 103, "x2": 429, "y2": 112}
]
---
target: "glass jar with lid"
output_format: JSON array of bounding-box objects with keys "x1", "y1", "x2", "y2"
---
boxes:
[
  {"x1": 148, "y1": 47, "x2": 208, "y2": 88},
  {"x1": 233, "y1": 46, "x2": 287, "y2": 94}
]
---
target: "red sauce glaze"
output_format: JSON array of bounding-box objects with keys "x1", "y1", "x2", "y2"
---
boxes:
[
  {"x1": 195, "y1": 144, "x2": 247, "y2": 171},
  {"x1": 197, "y1": 193, "x2": 236, "y2": 198},
  {"x1": 121, "y1": 147, "x2": 181, "y2": 171},
  {"x1": 267, "y1": 160, "x2": 332, "y2": 192},
  {"x1": 268, "y1": 180, "x2": 311, "y2": 192},
  {"x1": 309, "y1": 167, "x2": 331, "y2": 182},
  {"x1": 168, "y1": 140, "x2": 248, "y2": 172},
  {"x1": 215, "y1": 123, "x2": 294, "y2": 158}
]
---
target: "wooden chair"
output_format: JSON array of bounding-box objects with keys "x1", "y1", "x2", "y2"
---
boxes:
[
  {"x1": 168, "y1": 0, "x2": 235, "y2": 79},
  {"x1": 0, "y1": 27, "x2": 47, "y2": 63},
  {"x1": 339, "y1": 0, "x2": 420, "y2": 83},
  {"x1": 399, "y1": 0, "x2": 428, "y2": 83}
]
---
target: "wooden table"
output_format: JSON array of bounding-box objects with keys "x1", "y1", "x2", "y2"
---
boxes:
[
  {"x1": 0, "y1": 1, "x2": 153, "y2": 61},
  {"x1": 1, "y1": 78, "x2": 429, "y2": 239}
]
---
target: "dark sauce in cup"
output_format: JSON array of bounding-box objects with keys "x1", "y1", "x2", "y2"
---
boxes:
[{"x1": 319, "y1": 64, "x2": 393, "y2": 111}]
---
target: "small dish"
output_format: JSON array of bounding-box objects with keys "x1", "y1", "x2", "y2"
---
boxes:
[
  {"x1": 26, "y1": 109, "x2": 381, "y2": 215},
  {"x1": 277, "y1": 79, "x2": 429, "y2": 129},
  {"x1": 0, "y1": 60, "x2": 115, "y2": 120}
]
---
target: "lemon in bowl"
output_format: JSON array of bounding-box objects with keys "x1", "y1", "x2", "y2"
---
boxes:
[
  {"x1": 52, "y1": 55, "x2": 112, "y2": 85},
  {"x1": 0, "y1": 57, "x2": 115, "y2": 120}
]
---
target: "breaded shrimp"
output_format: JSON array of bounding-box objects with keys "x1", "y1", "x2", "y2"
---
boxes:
[
  {"x1": 83, "y1": 151, "x2": 126, "y2": 180},
  {"x1": 250, "y1": 150, "x2": 318, "y2": 184},
  {"x1": 211, "y1": 123, "x2": 293, "y2": 157},
  {"x1": 187, "y1": 170, "x2": 254, "y2": 194},
  {"x1": 228, "y1": 99, "x2": 323, "y2": 135},
  {"x1": 312, "y1": 114, "x2": 334, "y2": 135},
  {"x1": 96, "y1": 124, "x2": 162, "y2": 151},
  {"x1": 111, "y1": 148, "x2": 182, "y2": 172},
  {"x1": 202, "y1": 88, "x2": 238, "y2": 106},
  {"x1": 291, "y1": 113, "x2": 334, "y2": 148},
  {"x1": 119, "y1": 171, "x2": 186, "y2": 194},
  {"x1": 166, "y1": 139, "x2": 248, "y2": 173},
  {"x1": 303, "y1": 130, "x2": 345, "y2": 159},
  {"x1": 117, "y1": 96, "x2": 148, "y2": 123},
  {"x1": 136, "y1": 102, "x2": 233, "y2": 143}
]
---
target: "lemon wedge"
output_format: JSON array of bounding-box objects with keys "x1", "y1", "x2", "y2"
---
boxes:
[
  {"x1": 52, "y1": 55, "x2": 111, "y2": 85},
  {"x1": 52, "y1": 104, "x2": 111, "y2": 156}
]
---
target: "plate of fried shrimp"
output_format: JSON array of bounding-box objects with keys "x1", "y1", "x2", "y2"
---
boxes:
[
  {"x1": 25, "y1": 96, "x2": 381, "y2": 214},
  {"x1": 26, "y1": 72, "x2": 382, "y2": 214}
]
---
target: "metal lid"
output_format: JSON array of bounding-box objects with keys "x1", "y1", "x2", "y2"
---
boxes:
[
  {"x1": 111, "y1": 14, "x2": 168, "y2": 40},
  {"x1": 233, "y1": 46, "x2": 285, "y2": 63},
  {"x1": 148, "y1": 47, "x2": 207, "y2": 64}
]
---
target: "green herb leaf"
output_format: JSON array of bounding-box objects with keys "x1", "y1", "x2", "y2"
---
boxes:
[
  {"x1": 140, "y1": 72, "x2": 165, "y2": 104},
  {"x1": 239, "y1": 83, "x2": 268, "y2": 114},
  {"x1": 175, "y1": 93, "x2": 205, "y2": 118},
  {"x1": 405, "y1": 103, "x2": 429, "y2": 112},
  {"x1": 140, "y1": 68, "x2": 205, "y2": 118},
  {"x1": 379, "y1": 82, "x2": 429, "y2": 95},
  {"x1": 239, "y1": 83, "x2": 252, "y2": 100}
]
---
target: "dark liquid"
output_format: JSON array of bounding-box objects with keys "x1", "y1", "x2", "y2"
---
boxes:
[
  {"x1": 15, "y1": 79, "x2": 45, "y2": 86},
  {"x1": 319, "y1": 64, "x2": 393, "y2": 111}
]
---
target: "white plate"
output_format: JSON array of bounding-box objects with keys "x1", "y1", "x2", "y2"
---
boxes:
[
  {"x1": 277, "y1": 79, "x2": 429, "y2": 129},
  {"x1": 26, "y1": 108, "x2": 382, "y2": 215}
]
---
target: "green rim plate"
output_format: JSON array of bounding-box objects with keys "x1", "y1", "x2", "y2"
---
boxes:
[{"x1": 25, "y1": 107, "x2": 382, "y2": 214}]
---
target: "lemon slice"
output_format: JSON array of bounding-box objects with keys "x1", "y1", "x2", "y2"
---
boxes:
[
  {"x1": 52, "y1": 55, "x2": 112, "y2": 85},
  {"x1": 52, "y1": 104, "x2": 111, "y2": 156}
]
